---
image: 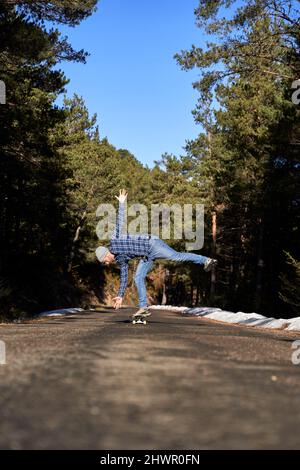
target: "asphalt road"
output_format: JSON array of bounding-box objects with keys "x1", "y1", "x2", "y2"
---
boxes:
[{"x1": 0, "y1": 307, "x2": 300, "y2": 450}]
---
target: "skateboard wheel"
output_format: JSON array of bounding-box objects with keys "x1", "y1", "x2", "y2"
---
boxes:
[
  {"x1": 133, "y1": 320, "x2": 136, "y2": 324},
  {"x1": 143, "y1": 320, "x2": 147, "y2": 324}
]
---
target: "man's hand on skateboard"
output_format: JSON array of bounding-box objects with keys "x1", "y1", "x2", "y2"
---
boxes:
[
  {"x1": 112, "y1": 296, "x2": 123, "y2": 309},
  {"x1": 115, "y1": 189, "x2": 128, "y2": 204}
]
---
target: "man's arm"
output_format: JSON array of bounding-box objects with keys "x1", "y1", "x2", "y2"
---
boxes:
[
  {"x1": 118, "y1": 261, "x2": 129, "y2": 298},
  {"x1": 112, "y1": 189, "x2": 127, "y2": 238},
  {"x1": 112, "y1": 259, "x2": 128, "y2": 309},
  {"x1": 112, "y1": 202, "x2": 125, "y2": 238}
]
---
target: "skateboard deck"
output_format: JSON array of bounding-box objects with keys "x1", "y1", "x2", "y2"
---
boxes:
[{"x1": 132, "y1": 314, "x2": 148, "y2": 325}]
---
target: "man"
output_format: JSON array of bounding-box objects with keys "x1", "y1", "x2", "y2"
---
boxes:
[{"x1": 96, "y1": 189, "x2": 217, "y2": 318}]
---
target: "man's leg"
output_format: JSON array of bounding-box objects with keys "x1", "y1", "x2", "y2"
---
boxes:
[
  {"x1": 149, "y1": 238, "x2": 209, "y2": 265},
  {"x1": 134, "y1": 258, "x2": 154, "y2": 308}
]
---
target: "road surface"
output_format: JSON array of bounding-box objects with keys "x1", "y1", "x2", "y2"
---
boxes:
[{"x1": 0, "y1": 307, "x2": 300, "y2": 449}]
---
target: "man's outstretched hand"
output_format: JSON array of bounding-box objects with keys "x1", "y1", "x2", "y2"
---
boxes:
[
  {"x1": 112, "y1": 296, "x2": 123, "y2": 309},
  {"x1": 115, "y1": 189, "x2": 128, "y2": 204}
]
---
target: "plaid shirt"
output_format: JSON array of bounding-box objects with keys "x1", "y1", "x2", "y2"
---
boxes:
[{"x1": 109, "y1": 203, "x2": 152, "y2": 298}]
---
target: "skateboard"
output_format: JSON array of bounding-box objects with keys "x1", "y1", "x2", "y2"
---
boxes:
[{"x1": 132, "y1": 314, "x2": 148, "y2": 325}]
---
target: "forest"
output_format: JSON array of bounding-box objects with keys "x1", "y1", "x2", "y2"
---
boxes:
[{"x1": 0, "y1": 0, "x2": 299, "y2": 320}]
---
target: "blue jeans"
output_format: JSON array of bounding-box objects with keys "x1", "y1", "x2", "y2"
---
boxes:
[{"x1": 134, "y1": 237, "x2": 209, "y2": 308}]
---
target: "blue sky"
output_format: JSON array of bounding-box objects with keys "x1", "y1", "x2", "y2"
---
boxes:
[{"x1": 55, "y1": 0, "x2": 205, "y2": 167}]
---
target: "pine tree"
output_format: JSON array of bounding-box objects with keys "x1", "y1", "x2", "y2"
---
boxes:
[
  {"x1": 173, "y1": 0, "x2": 300, "y2": 315},
  {"x1": 0, "y1": 1, "x2": 98, "y2": 316}
]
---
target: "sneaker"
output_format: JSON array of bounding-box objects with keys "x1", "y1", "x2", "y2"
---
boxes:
[
  {"x1": 204, "y1": 258, "x2": 218, "y2": 272},
  {"x1": 132, "y1": 307, "x2": 152, "y2": 318}
]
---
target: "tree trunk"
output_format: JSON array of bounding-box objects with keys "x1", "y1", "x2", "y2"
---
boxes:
[
  {"x1": 254, "y1": 217, "x2": 264, "y2": 310},
  {"x1": 190, "y1": 283, "x2": 194, "y2": 306},
  {"x1": 67, "y1": 210, "x2": 87, "y2": 272},
  {"x1": 67, "y1": 177, "x2": 99, "y2": 273},
  {"x1": 162, "y1": 267, "x2": 167, "y2": 305},
  {"x1": 196, "y1": 282, "x2": 201, "y2": 305},
  {"x1": 210, "y1": 210, "x2": 217, "y2": 297},
  {"x1": 131, "y1": 260, "x2": 138, "y2": 287}
]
